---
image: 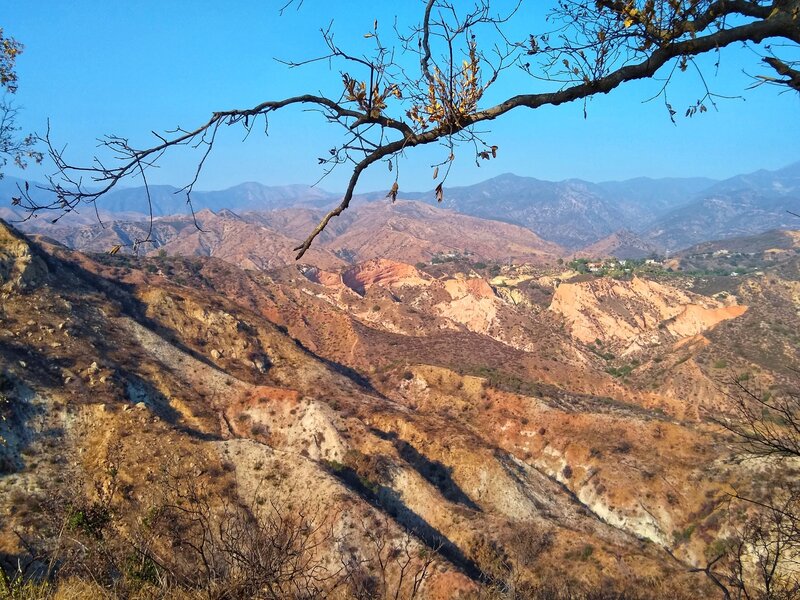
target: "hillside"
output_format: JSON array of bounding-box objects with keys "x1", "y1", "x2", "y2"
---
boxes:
[
  {"x1": 411, "y1": 173, "x2": 637, "y2": 249},
  {"x1": 21, "y1": 201, "x2": 563, "y2": 268},
  {"x1": 3, "y1": 217, "x2": 799, "y2": 597},
  {"x1": 257, "y1": 200, "x2": 562, "y2": 264},
  {"x1": 644, "y1": 163, "x2": 800, "y2": 250},
  {"x1": 577, "y1": 230, "x2": 662, "y2": 259},
  {"x1": 678, "y1": 228, "x2": 800, "y2": 257}
]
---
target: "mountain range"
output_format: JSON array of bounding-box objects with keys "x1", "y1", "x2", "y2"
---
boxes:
[{"x1": 2, "y1": 161, "x2": 799, "y2": 258}]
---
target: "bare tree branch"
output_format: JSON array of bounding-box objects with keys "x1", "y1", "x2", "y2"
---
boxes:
[{"x1": 17, "y1": 0, "x2": 800, "y2": 258}]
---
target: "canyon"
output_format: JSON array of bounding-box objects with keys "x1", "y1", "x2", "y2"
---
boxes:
[{"x1": 2, "y1": 213, "x2": 799, "y2": 597}]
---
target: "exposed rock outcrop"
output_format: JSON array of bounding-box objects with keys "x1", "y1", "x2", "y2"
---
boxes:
[
  {"x1": 0, "y1": 220, "x2": 49, "y2": 292},
  {"x1": 435, "y1": 276, "x2": 499, "y2": 335},
  {"x1": 342, "y1": 258, "x2": 430, "y2": 294},
  {"x1": 549, "y1": 276, "x2": 747, "y2": 349}
]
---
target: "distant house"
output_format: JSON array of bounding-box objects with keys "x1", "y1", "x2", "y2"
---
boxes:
[{"x1": 587, "y1": 261, "x2": 603, "y2": 272}]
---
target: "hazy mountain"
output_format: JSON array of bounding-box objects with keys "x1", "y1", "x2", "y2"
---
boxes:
[
  {"x1": 396, "y1": 173, "x2": 719, "y2": 249},
  {"x1": 6, "y1": 162, "x2": 800, "y2": 253},
  {"x1": 595, "y1": 176, "x2": 716, "y2": 216},
  {"x1": 195, "y1": 182, "x2": 337, "y2": 212},
  {"x1": 410, "y1": 173, "x2": 632, "y2": 248},
  {"x1": 98, "y1": 181, "x2": 338, "y2": 215},
  {"x1": 0, "y1": 176, "x2": 150, "y2": 227},
  {"x1": 702, "y1": 160, "x2": 800, "y2": 197},
  {"x1": 645, "y1": 162, "x2": 800, "y2": 250}
]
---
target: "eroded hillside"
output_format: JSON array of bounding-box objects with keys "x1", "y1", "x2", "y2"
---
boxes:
[{"x1": 1, "y1": 221, "x2": 798, "y2": 598}]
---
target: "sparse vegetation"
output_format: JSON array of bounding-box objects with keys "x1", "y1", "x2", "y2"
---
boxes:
[
  {"x1": 3, "y1": 183, "x2": 800, "y2": 599},
  {"x1": 605, "y1": 361, "x2": 638, "y2": 379},
  {"x1": 565, "y1": 544, "x2": 595, "y2": 562}
]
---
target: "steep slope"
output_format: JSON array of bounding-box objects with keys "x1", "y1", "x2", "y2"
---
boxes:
[
  {"x1": 645, "y1": 163, "x2": 800, "y2": 250},
  {"x1": 548, "y1": 276, "x2": 747, "y2": 352},
  {"x1": 2, "y1": 222, "x2": 715, "y2": 597},
  {"x1": 578, "y1": 229, "x2": 663, "y2": 259},
  {"x1": 168, "y1": 253, "x2": 789, "y2": 568}
]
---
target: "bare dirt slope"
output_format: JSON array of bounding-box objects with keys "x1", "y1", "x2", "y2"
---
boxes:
[{"x1": 2, "y1": 221, "x2": 796, "y2": 597}]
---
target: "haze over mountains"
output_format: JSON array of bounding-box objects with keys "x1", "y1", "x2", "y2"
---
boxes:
[
  {"x1": 3, "y1": 161, "x2": 798, "y2": 260},
  {"x1": 2, "y1": 164, "x2": 800, "y2": 597}
]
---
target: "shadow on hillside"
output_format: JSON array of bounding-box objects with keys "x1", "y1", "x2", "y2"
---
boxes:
[
  {"x1": 0, "y1": 384, "x2": 43, "y2": 475},
  {"x1": 0, "y1": 348, "x2": 64, "y2": 475},
  {"x1": 121, "y1": 372, "x2": 221, "y2": 442},
  {"x1": 0, "y1": 549, "x2": 42, "y2": 583},
  {"x1": 28, "y1": 232, "x2": 384, "y2": 398},
  {"x1": 288, "y1": 335, "x2": 384, "y2": 398},
  {"x1": 323, "y1": 460, "x2": 484, "y2": 582},
  {"x1": 318, "y1": 356, "x2": 382, "y2": 395},
  {"x1": 371, "y1": 428, "x2": 481, "y2": 511},
  {"x1": 379, "y1": 487, "x2": 484, "y2": 581},
  {"x1": 35, "y1": 244, "x2": 231, "y2": 379}
]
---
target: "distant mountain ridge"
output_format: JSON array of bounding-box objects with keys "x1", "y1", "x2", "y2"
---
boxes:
[
  {"x1": 96, "y1": 181, "x2": 338, "y2": 215},
  {"x1": 401, "y1": 173, "x2": 721, "y2": 248},
  {"x1": 3, "y1": 160, "x2": 799, "y2": 255},
  {"x1": 644, "y1": 161, "x2": 800, "y2": 250},
  {"x1": 0, "y1": 177, "x2": 338, "y2": 220}
]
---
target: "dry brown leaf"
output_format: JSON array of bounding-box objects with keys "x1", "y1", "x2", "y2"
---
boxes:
[{"x1": 386, "y1": 181, "x2": 399, "y2": 203}]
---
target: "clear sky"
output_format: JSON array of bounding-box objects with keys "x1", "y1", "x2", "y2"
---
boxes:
[{"x1": 3, "y1": 1, "x2": 799, "y2": 194}]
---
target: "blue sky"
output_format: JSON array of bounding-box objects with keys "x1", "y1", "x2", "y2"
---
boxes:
[{"x1": 3, "y1": 1, "x2": 799, "y2": 193}]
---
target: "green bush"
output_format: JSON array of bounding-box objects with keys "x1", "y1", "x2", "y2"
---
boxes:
[
  {"x1": 672, "y1": 524, "x2": 696, "y2": 545},
  {"x1": 66, "y1": 503, "x2": 111, "y2": 539}
]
